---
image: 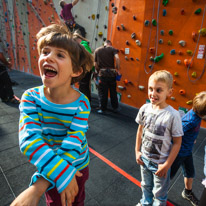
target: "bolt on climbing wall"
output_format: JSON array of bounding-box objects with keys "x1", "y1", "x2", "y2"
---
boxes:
[{"x1": 108, "y1": 0, "x2": 206, "y2": 127}]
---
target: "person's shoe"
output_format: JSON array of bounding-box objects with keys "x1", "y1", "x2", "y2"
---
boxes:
[
  {"x1": 182, "y1": 189, "x2": 199, "y2": 206},
  {"x1": 97, "y1": 109, "x2": 106, "y2": 114}
]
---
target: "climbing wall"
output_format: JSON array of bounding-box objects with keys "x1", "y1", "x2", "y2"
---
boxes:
[
  {"x1": 1, "y1": 0, "x2": 206, "y2": 127},
  {"x1": 108, "y1": 0, "x2": 206, "y2": 127}
]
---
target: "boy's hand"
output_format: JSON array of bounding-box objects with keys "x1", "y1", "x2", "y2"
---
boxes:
[
  {"x1": 10, "y1": 186, "x2": 41, "y2": 206},
  {"x1": 136, "y1": 151, "x2": 144, "y2": 165},
  {"x1": 60, "y1": 170, "x2": 82, "y2": 206},
  {"x1": 155, "y1": 163, "x2": 169, "y2": 178}
]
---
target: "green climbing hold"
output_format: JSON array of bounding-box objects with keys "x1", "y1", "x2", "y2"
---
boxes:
[
  {"x1": 152, "y1": 19, "x2": 157, "y2": 26},
  {"x1": 186, "y1": 50, "x2": 193, "y2": 55},
  {"x1": 162, "y1": 0, "x2": 169, "y2": 6},
  {"x1": 154, "y1": 53, "x2": 164, "y2": 63},
  {"x1": 194, "y1": 8, "x2": 201, "y2": 14},
  {"x1": 199, "y1": 28, "x2": 206, "y2": 36},
  {"x1": 168, "y1": 30, "x2": 173, "y2": 35}
]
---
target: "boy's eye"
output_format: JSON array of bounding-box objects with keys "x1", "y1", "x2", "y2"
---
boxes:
[
  {"x1": 157, "y1": 88, "x2": 162, "y2": 93},
  {"x1": 57, "y1": 53, "x2": 64, "y2": 58}
]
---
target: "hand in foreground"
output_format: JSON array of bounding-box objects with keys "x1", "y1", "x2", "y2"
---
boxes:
[
  {"x1": 60, "y1": 170, "x2": 82, "y2": 206},
  {"x1": 10, "y1": 186, "x2": 41, "y2": 206},
  {"x1": 155, "y1": 163, "x2": 169, "y2": 178},
  {"x1": 136, "y1": 151, "x2": 144, "y2": 165}
]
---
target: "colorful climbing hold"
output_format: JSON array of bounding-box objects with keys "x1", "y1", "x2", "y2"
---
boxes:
[
  {"x1": 171, "y1": 97, "x2": 175, "y2": 101},
  {"x1": 152, "y1": 19, "x2": 157, "y2": 26},
  {"x1": 168, "y1": 40, "x2": 172, "y2": 45},
  {"x1": 159, "y1": 39, "x2": 163, "y2": 44},
  {"x1": 163, "y1": 9, "x2": 167, "y2": 16},
  {"x1": 154, "y1": 53, "x2": 164, "y2": 63},
  {"x1": 194, "y1": 8, "x2": 201, "y2": 15},
  {"x1": 144, "y1": 20, "x2": 150, "y2": 26},
  {"x1": 168, "y1": 30, "x2": 173, "y2": 35},
  {"x1": 186, "y1": 100, "x2": 193, "y2": 105},
  {"x1": 186, "y1": 50, "x2": 193, "y2": 56},
  {"x1": 98, "y1": 32, "x2": 103, "y2": 37},
  {"x1": 135, "y1": 40, "x2": 141, "y2": 46},
  {"x1": 174, "y1": 72, "x2": 179, "y2": 76},
  {"x1": 179, "y1": 90, "x2": 186, "y2": 95},
  {"x1": 179, "y1": 40, "x2": 186, "y2": 47},
  {"x1": 121, "y1": 24, "x2": 126, "y2": 30},
  {"x1": 162, "y1": 0, "x2": 169, "y2": 7},
  {"x1": 138, "y1": 85, "x2": 145, "y2": 90},
  {"x1": 199, "y1": 28, "x2": 206, "y2": 36},
  {"x1": 170, "y1": 49, "x2": 176, "y2": 55},
  {"x1": 149, "y1": 47, "x2": 155, "y2": 53},
  {"x1": 192, "y1": 31, "x2": 197, "y2": 41},
  {"x1": 177, "y1": 60, "x2": 181, "y2": 64},
  {"x1": 131, "y1": 32, "x2": 136, "y2": 39},
  {"x1": 160, "y1": 30, "x2": 164, "y2": 35},
  {"x1": 192, "y1": 72, "x2": 197, "y2": 78},
  {"x1": 184, "y1": 59, "x2": 193, "y2": 67},
  {"x1": 133, "y1": 15, "x2": 137, "y2": 20},
  {"x1": 181, "y1": 9, "x2": 185, "y2": 15}
]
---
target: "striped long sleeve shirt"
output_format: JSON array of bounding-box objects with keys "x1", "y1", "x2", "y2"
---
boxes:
[{"x1": 19, "y1": 85, "x2": 90, "y2": 193}]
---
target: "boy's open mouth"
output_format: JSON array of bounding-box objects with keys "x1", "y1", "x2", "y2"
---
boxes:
[{"x1": 44, "y1": 67, "x2": 57, "y2": 77}]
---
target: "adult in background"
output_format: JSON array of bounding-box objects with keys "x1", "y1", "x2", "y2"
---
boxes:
[
  {"x1": 0, "y1": 39, "x2": 19, "y2": 104},
  {"x1": 73, "y1": 32, "x2": 94, "y2": 102},
  {"x1": 59, "y1": 0, "x2": 86, "y2": 37},
  {"x1": 94, "y1": 40, "x2": 120, "y2": 114}
]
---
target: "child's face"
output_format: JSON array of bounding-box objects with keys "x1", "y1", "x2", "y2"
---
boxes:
[
  {"x1": 38, "y1": 46, "x2": 78, "y2": 89},
  {"x1": 148, "y1": 80, "x2": 173, "y2": 109}
]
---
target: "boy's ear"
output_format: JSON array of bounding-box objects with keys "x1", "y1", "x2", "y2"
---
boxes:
[
  {"x1": 168, "y1": 88, "x2": 173, "y2": 97},
  {"x1": 71, "y1": 67, "x2": 83, "y2": 77}
]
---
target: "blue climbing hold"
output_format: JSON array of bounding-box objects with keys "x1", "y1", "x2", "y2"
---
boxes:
[
  {"x1": 160, "y1": 30, "x2": 164, "y2": 35},
  {"x1": 170, "y1": 49, "x2": 176, "y2": 55},
  {"x1": 163, "y1": 9, "x2": 167, "y2": 16}
]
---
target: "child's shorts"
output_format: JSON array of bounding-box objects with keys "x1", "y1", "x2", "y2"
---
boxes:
[
  {"x1": 45, "y1": 166, "x2": 89, "y2": 206},
  {"x1": 170, "y1": 154, "x2": 195, "y2": 179}
]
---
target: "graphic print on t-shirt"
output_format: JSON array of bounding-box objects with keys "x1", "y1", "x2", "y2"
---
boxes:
[{"x1": 143, "y1": 113, "x2": 166, "y2": 160}]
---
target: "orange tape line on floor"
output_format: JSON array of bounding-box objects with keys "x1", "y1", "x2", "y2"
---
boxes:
[{"x1": 89, "y1": 147, "x2": 174, "y2": 206}]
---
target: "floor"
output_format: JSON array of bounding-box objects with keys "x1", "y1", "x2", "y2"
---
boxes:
[{"x1": 0, "y1": 70, "x2": 205, "y2": 206}]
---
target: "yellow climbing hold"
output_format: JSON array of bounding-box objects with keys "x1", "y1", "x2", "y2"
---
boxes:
[
  {"x1": 192, "y1": 72, "x2": 197, "y2": 78},
  {"x1": 91, "y1": 14, "x2": 95, "y2": 20},
  {"x1": 98, "y1": 32, "x2": 103, "y2": 37},
  {"x1": 186, "y1": 50, "x2": 193, "y2": 55},
  {"x1": 186, "y1": 100, "x2": 193, "y2": 105},
  {"x1": 174, "y1": 72, "x2": 179, "y2": 76},
  {"x1": 199, "y1": 28, "x2": 206, "y2": 36}
]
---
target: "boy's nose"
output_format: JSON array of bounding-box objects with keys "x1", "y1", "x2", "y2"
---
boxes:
[{"x1": 45, "y1": 53, "x2": 54, "y2": 62}]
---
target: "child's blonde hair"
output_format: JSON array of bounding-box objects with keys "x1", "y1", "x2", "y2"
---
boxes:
[
  {"x1": 36, "y1": 23, "x2": 94, "y2": 83},
  {"x1": 149, "y1": 70, "x2": 173, "y2": 89},
  {"x1": 193, "y1": 91, "x2": 206, "y2": 117}
]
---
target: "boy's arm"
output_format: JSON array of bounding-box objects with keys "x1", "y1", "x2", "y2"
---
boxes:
[
  {"x1": 11, "y1": 177, "x2": 50, "y2": 206},
  {"x1": 155, "y1": 136, "x2": 182, "y2": 177},
  {"x1": 135, "y1": 124, "x2": 144, "y2": 165}
]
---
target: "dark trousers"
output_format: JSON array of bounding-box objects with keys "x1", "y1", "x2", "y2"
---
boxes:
[
  {"x1": 66, "y1": 22, "x2": 86, "y2": 37},
  {"x1": 45, "y1": 167, "x2": 89, "y2": 206},
  {"x1": 199, "y1": 187, "x2": 206, "y2": 206},
  {"x1": 79, "y1": 71, "x2": 92, "y2": 102},
  {"x1": 98, "y1": 76, "x2": 118, "y2": 111},
  {"x1": 0, "y1": 66, "x2": 14, "y2": 101}
]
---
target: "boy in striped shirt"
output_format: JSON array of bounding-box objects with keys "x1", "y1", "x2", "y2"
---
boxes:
[{"x1": 11, "y1": 24, "x2": 93, "y2": 206}]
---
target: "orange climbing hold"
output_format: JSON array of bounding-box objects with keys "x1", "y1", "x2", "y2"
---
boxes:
[
  {"x1": 184, "y1": 59, "x2": 193, "y2": 67},
  {"x1": 179, "y1": 90, "x2": 186, "y2": 95}
]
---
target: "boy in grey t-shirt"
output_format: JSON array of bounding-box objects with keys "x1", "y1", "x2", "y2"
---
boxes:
[{"x1": 135, "y1": 70, "x2": 183, "y2": 206}]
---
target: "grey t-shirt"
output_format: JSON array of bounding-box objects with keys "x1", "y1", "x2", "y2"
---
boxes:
[{"x1": 135, "y1": 103, "x2": 184, "y2": 164}]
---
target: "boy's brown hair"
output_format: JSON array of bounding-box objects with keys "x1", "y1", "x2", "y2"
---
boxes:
[
  {"x1": 36, "y1": 23, "x2": 94, "y2": 83},
  {"x1": 193, "y1": 91, "x2": 206, "y2": 117},
  {"x1": 149, "y1": 70, "x2": 173, "y2": 89}
]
